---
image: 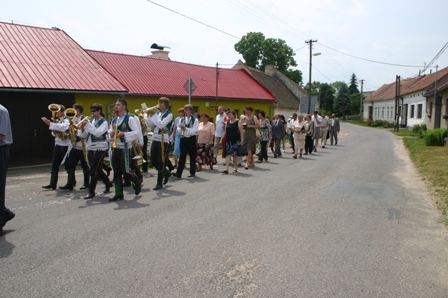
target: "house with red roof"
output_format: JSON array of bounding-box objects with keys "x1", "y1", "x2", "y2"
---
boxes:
[
  {"x1": 363, "y1": 66, "x2": 448, "y2": 129},
  {"x1": 86, "y1": 49, "x2": 276, "y2": 118},
  {"x1": 0, "y1": 21, "x2": 278, "y2": 167},
  {"x1": 0, "y1": 21, "x2": 127, "y2": 167}
]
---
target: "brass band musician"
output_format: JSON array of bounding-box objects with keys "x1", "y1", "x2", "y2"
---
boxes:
[
  {"x1": 145, "y1": 97, "x2": 173, "y2": 190},
  {"x1": 80, "y1": 104, "x2": 113, "y2": 199},
  {"x1": 42, "y1": 104, "x2": 71, "y2": 190},
  {"x1": 60, "y1": 103, "x2": 90, "y2": 191},
  {"x1": 108, "y1": 98, "x2": 142, "y2": 201}
]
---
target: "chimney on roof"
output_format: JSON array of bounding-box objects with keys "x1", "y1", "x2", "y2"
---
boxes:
[
  {"x1": 148, "y1": 43, "x2": 171, "y2": 60},
  {"x1": 265, "y1": 65, "x2": 276, "y2": 76}
]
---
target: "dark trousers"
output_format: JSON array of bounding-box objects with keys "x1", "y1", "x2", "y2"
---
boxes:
[
  {"x1": 176, "y1": 137, "x2": 197, "y2": 177},
  {"x1": 258, "y1": 140, "x2": 268, "y2": 161},
  {"x1": 112, "y1": 148, "x2": 140, "y2": 197},
  {"x1": 274, "y1": 137, "x2": 282, "y2": 157},
  {"x1": 65, "y1": 148, "x2": 89, "y2": 187},
  {"x1": 289, "y1": 133, "x2": 295, "y2": 152},
  {"x1": 142, "y1": 135, "x2": 148, "y2": 172},
  {"x1": 48, "y1": 145, "x2": 69, "y2": 186},
  {"x1": 330, "y1": 127, "x2": 338, "y2": 144},
  {"x1": 151, "y1": 141, "x2": 171, "y2": 185},
  {"x1": 87, "y1": 150, "x2": 108, "y2": 179},
  {"x1": 0, "y1": 145, "x2": 9, "y2": 227},
  {"x1": 305, "y1": 135, "x2": 313, "y2": 154}
]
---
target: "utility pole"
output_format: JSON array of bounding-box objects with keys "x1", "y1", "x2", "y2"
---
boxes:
[
  {"x1": 394, "y1": 75, "x2": 401, "y2": 132},
  {"x1": 306, "y1": 39, "x2": 318, "y2": 114},
  {"x1": 359, "y1": 79, "x2": 364, "y2": 121}
]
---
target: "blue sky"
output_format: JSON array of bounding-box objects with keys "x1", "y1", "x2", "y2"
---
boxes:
[{"x1": 2, "y1": 0, "x2": 448, "y2": 92}]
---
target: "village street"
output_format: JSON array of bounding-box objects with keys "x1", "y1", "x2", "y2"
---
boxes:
[{"x1": 1, "y1": 123, "x2": 448, "y2": 297}]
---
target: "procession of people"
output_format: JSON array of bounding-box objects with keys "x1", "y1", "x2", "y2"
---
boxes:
[{"x1": 22, "y1": 98, "x2": 344, "y2": 202}]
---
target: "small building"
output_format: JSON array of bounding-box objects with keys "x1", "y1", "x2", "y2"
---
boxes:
[
  {"x1": 424, "y1": 72, "x2": 448, "y2": 130},
  {"x1": 363, "y1": 66, "x2": 448, "y2": 129},
  {"x1": 233, "y1": 61, "x2": 308, "y2": 118}
]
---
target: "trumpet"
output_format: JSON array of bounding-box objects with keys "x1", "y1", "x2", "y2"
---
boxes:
[
  {"x1": 64, "y1": 108, "x2": 77, "y2": 146},
  {"x1": 112, "y1": 122, "x2": 118, "y2": 149},
  {"x1": 73, "y1": 115, "x2": 93, "y2": 129},
  {"x1": 143, "y1": 104, "x2": 159, "y2": 115}
]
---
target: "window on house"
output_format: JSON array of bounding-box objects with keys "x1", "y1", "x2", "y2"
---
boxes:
[
  {"x1": 382, "y1": 107, "x2": 384, "y2": 118},
  {"x1": 417, "y1": 104, "x2": 423, "y2": 118},
  {"x1": 410, "y1": 105, "x2": 415, "y2": 118}
]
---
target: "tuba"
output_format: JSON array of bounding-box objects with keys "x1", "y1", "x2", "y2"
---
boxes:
[
  {"x1": 132, "y1": 140, "x2": 147, "y2": 166},
  {"x1": 64, "y1": 108, "x2": 77, "y2": 146},
  {"x1": 134, "y1": 109, "x2": 148, "y2": 133},
  {"x1": 48, "y1": 103, "x2": 66, "y2": 140}
]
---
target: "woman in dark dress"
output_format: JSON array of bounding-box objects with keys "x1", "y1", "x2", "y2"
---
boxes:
[{"x1": 220, "y1": 110, "x2": 244, "y2": 174}]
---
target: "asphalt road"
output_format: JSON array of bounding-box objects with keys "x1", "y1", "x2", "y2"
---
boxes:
[{"x1": 1, "y1": 123, "x2": 448, "y2": 297}]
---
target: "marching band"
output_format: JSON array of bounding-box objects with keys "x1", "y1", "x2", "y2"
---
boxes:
[{"x1": 40, "y1": 97, "x2": 199, "y2": 201}]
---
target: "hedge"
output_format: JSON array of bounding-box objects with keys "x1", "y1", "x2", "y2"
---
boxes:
[{"x1": 423, "y1": 128, "x2": 448, "y2": 146}]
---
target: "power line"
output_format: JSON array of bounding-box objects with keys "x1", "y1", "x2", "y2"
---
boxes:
[
  {"x1": 416, "y1": 41, "x2": 448, "y2": 75},
  {"x1": 319, "y1": 43, "x2": 433, "y2": 68},
  {"x1": 147, "y1": 0, "x2": 240, "y2": 39}
]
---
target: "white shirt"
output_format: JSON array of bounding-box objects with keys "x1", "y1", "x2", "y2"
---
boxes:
[
  {"x1": 176, "y1": 116, "x2": 199, "y2": 138},
  {"x1": 311, "y1": 115, "x2": 322, "y2": 126},
  {"x1": 49, "y1": 117, "x2": 70, "y2": 146},
  {"x1": 215, "y1": 113, "x2": 226, "y2": 138},
  {"x1": 84, "y1": 117, "x2": 109, "y2": 150},
  {"x1": 320, "y1": 117, "x2": 330, "y2": 131},
  {"x1": 146, "y1": 110, "x2": 174, "y2": 143},
  {"x1": 107, "y1": 113, "x2": 140, "y2": 149}
]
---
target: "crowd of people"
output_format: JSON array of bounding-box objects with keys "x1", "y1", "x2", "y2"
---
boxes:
[{"x1": 0, "y1": 97, "x2": 342, "y2": 235}]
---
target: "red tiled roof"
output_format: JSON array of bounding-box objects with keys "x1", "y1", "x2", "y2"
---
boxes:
[
  {"x1": 0, "y1": 22, "x2": 127, "y2": 92},
  {"x1": 87, "y1": 50, "x2": 275, "y2": 101},
  {"x1": 365, "y1": 66, "x2": 448, "y2": 102}
]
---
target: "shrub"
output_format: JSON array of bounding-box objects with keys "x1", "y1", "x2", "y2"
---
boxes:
[
  {"x1": 345, "y1": 114, "x2": 360, "y2": 121},
  {"x1": 371, "y1": 122, "x2": 378, "y2": 127},
  {"x1": 412, "y1": 124, "x2": 427, "y2": 136},
  {"x1": 423, "y1": 128, "x2": 448, "y2": 146},
  {"x1": 366, "y1": 119, "x2": 373, "y2": 126}
]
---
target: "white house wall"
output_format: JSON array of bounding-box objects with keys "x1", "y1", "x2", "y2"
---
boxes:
[{"x1": 402, "y1": 91, "x2": 426, "y2": 128}]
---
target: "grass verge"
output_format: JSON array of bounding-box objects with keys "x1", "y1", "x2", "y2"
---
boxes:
[{"x1": 402, "y1": 137, "x2": 448, "y2": 225}]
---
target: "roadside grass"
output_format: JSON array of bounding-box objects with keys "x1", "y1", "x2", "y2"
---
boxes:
[
  {"x1": 341, "y1": 120, "x2": 368, "y2": 127},
  {"x1": 402, "y1": 137, "x2": 448, "y2": 225}
]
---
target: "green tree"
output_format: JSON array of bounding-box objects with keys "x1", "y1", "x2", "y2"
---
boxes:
[
  {"x1": 333, "y1": 83, "x2": 350, "y2": 117},
  {"x1": 350, "y1": 93, "x2": 361, "y2": 115},
  {"x1": 304, "y1": 81, "x2": 321, "y2": 96},
  {"x1": 284, "y1": 69, "x2": 303, "y2": 85},
  {"x1": 348, "y1": 73, "x2": 359, "y2": 95},
  {"x1": 318, "y1": 83, "x2": 335, "y2": 112},
  {"x1": 234, "y1": 32, "x2": 297, "y2": 72}
]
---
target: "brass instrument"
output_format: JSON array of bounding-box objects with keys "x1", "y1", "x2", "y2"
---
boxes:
[
  {"x1": 112, "y1": 122, "x2": 118, "y2": 149},
  {"x1": 74, "y1": 115, "x2": 93, "y2": 129},
  {"x1": 132, "y1": 140, "x2": 147, "y2": 166},
  {"x1": 134, "y1": 109, "x2": 148, "y2": 133},
  {"x1": 64, "y1": 108, "x2": 77, "y2": 146},
  {"x1": 180, "y1": 118, "x2": 186, "y2": 138},
  {"x1": 142, "y1": 104, "x2": 160, "y2": 115},
  {"x1": 48, "y1": 103, "x2": 67, "y2": 140}
]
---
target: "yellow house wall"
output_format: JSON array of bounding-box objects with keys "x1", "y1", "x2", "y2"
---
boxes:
[{"x1": 76, "y1": 94, "x2": 274, "y2": 122}]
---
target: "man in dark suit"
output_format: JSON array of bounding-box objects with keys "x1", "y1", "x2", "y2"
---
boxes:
[
  {"x1": 329, "y1": 113, "x2": 340, "y2": 145},
  {"x1": 271, "y1": 113, "x2": 285, "y2": 158}
]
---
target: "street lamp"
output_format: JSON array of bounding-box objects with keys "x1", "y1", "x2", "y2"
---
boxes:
[{"x1": 307, "y1": 50, "x2": 321, "y2": 114}]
